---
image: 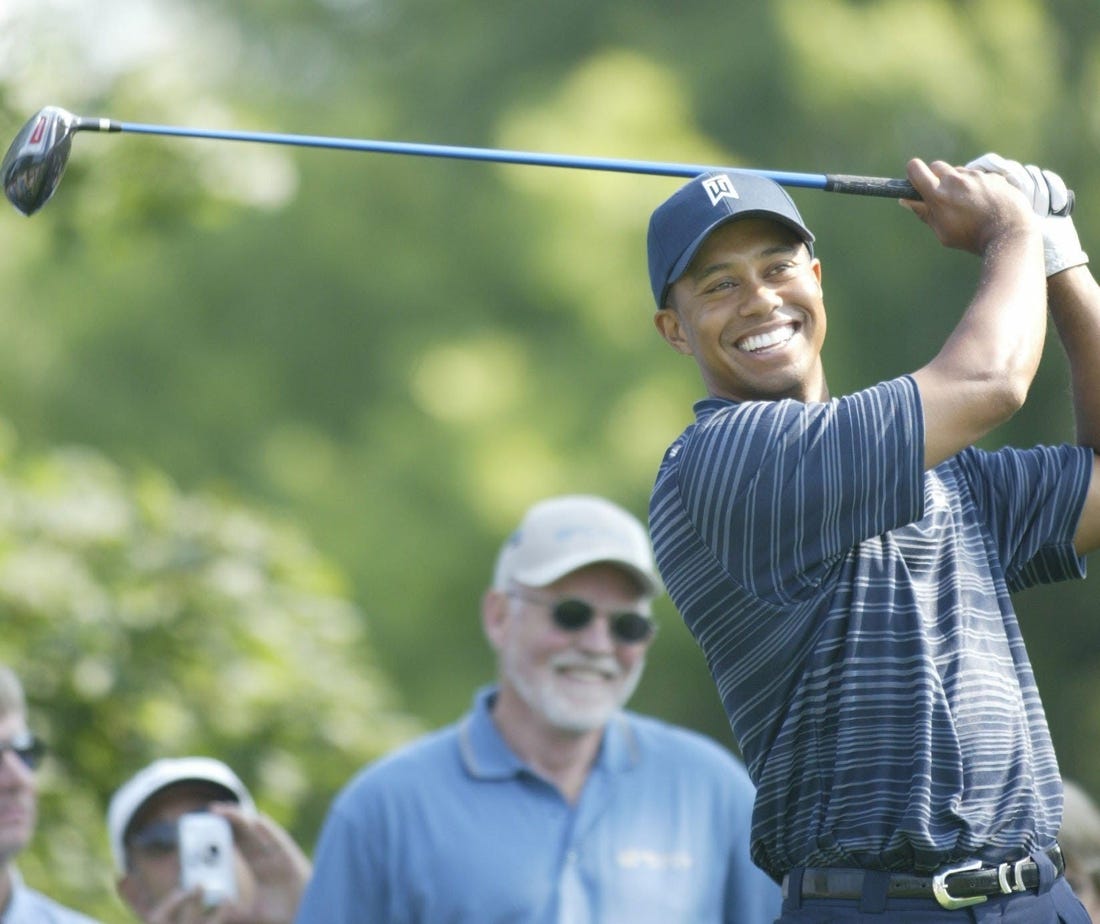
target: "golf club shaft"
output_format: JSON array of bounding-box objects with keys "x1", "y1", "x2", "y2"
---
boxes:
[{"x1": 76, "y1": 117, "x2": 919, "y2": 200}]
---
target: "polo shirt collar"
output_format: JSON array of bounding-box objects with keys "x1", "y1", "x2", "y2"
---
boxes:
[{"x1": 694, "y1": 396, "x2": 738, "y2": 420}]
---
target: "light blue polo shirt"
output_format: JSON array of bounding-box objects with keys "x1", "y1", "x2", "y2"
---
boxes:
[
  {"x1": 295, "y1": 687, "x2": 780, "y2": 924},
  {"x1": 1, "y1": 869, "x2": 103, "y2": 924}
]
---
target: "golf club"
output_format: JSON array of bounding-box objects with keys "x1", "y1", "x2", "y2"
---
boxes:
[{"x1": 1, "y1": 105, "x2": 1071, "y2": 218}]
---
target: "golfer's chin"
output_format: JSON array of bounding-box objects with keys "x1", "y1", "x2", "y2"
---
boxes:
[{"x1": 713, "y1": 359, "x2": 820, "y2": 403}]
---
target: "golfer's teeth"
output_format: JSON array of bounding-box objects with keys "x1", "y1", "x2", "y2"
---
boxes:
[{"x1": 739, "y1": 326, "x2": 794, "y2": 352}]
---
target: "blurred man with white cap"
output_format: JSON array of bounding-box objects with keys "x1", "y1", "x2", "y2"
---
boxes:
[
  {"x1": 108, "y1": 756, "x2": 310, "y2": 924},
  {"x1": 295, "y1": 494, "x2": 780, "y2": 924}
]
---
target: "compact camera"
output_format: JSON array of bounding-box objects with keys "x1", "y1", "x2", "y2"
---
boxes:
[{"x1": 179, "y1": 812, "x2": 237, "y2": 907}]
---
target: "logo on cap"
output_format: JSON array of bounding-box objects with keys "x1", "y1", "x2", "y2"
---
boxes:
[{"x1": 702, "y1": 174, "x2": 739, "y2": 207}]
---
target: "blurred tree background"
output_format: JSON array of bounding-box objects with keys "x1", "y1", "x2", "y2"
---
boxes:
[{"x1": 2, "y1": 0, "x2": 1100, "y2": 917}]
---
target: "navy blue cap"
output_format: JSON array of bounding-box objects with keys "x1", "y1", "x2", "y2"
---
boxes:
[{"x1": 647, "y1": 171, "x2": 815, "y2": 307}]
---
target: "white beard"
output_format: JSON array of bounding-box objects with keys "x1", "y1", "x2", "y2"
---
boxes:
[{"x1": 502, "y1": 648, "x2": 645, "y2": 734}]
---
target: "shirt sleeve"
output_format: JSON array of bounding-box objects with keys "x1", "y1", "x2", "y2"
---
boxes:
[
  {"x1": 954, "y1": 443, "x2": 1091, "y2": 591},
  {"x1": 677, "y1": 377, "x2": 924, "y2": 605}
]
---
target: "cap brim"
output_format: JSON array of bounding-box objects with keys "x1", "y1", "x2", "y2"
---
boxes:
[
  {"x1": 512, "y1": 552, "x2": 662, "y2": 597},
  {"x1": 664, "y1": 211, "x2": 815, "y2": 303}
]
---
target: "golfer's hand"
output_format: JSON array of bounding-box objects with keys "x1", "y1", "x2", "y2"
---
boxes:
[
  {"x1": 902, "y1": 157, "x2": 1037, "y2": 255},
  {"x1": 966, "y1": 152, "x2": 1087, "y2": 276}
]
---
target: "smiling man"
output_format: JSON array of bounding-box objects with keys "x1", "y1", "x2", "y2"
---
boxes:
[
  {"x1": 0, "y1": 666, "x2": 102, "y2": 924},
  {"x1": 295, "y1": 494, "x2": 780, "y2": 924},
  {"x1": 647, "y1": 161, "x2": 1100, "y2": 922}
]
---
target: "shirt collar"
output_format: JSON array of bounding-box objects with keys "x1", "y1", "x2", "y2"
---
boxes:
[
  {"x1": 458, "y1": 686, "x2": 641, "y2": 781},
  {"x1": 694, "y1": 396, "x2": 737, "y2": 420}
]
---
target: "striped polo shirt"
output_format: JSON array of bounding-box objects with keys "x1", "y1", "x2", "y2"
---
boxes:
[{"x1": 649, "y1": 375, "x2": 1091, "y2": 882}]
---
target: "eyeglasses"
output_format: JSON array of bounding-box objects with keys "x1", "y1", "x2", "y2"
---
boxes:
[
  {"x1": 128, "y1": 820, "x2": 180, "y2": 858},
  {"x1": 0, "y1": 732, "x2": 46, "y2": 771},
  {"x1": 508, "y1": 590, "x2": 656, "y2": 644}
]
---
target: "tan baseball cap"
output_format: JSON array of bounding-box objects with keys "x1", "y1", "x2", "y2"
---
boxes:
[{"x1": 492, "y1": 495, "x2": 661, "y2": 596}]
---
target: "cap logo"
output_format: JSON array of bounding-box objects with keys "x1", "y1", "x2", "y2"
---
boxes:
[{"x1": 702, "y1": 174, "x2": 739, "y2": 207}]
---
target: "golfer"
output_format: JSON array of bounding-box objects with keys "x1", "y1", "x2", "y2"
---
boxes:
[{"x1": 645, "y1": 155, "x2": 1100, "y2": 921}]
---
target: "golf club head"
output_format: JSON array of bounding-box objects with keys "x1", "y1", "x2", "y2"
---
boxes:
[{"x1": 1, "y1": 106, "x2": 79, "y2": 216}]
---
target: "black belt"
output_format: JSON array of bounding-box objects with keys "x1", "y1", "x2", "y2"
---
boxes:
[{"x1": 783, "y1": 844, "x2": 1064, "y2": 911}]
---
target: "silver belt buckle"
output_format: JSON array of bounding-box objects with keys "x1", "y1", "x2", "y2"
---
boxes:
[
  {"x1": 932, "y1": 859, "x2": 988, "y2": 910},
  {"x1": 996, "y1": 857, "x2": 1030, "y2": 893}
]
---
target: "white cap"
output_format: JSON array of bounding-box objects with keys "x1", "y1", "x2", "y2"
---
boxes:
[
  {"x1": 107, "y1": 756, "x2": 255, "y2": 873},
  {"x1": 492, "y1": 495, "x2": 661, "y2": 596}
]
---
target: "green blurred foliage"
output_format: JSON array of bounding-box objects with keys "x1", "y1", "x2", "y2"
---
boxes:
[
  {"x1": 3, "y1": 0, "x2": 1100, "y2": 911},
  {"x1": 0, "y1": 432, "x2": 419, "y2": 919}
]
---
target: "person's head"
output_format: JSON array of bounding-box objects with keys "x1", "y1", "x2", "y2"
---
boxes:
[
  {"x1": 482, "y1": 495, "x2": 662, "y2": 736},
  {"x1": 1060, "y1": 778, "x2": 1100, "y2": 920},
  {"x1": 648, "y1": 171, "x2": 827, "y2": 404},
  {"x1": 0, "y1": 667, "x2": 42, "y2": 871},
  {"x1": 109, "y1": 757, "x2": 258, "y2": 920}
]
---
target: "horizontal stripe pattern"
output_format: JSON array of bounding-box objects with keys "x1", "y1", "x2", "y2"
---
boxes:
[{"x1": 649, "y1": 376, "x2": 1090, "y2": 880}]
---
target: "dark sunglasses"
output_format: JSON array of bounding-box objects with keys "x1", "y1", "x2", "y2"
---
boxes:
[
  {"x1": 128, "y1": 820, "x2": 180, "y2": 857},
  {"x1": 0, "y1": 732, "x2": 46, "y2": 771},
  {"x1": 509, "y1": 590, "x2": 656, "y2": 644}
]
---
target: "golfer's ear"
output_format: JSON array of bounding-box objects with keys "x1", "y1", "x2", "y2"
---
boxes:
[{"x1": 654, "y1": 307, "x2": 692, "y2": 355}]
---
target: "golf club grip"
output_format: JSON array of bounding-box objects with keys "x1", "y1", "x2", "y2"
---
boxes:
[
  {"x1": 824, "y1": 173, "x2": 1076, "y2": 215},
  {"x1": 824, "y1": 174, "x2": 919, "y2": 200}
]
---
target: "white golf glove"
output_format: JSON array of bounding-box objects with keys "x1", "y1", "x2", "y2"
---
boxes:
[{"x1": 966, "y1": 152, "x2": 1088, "y2": 276}]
